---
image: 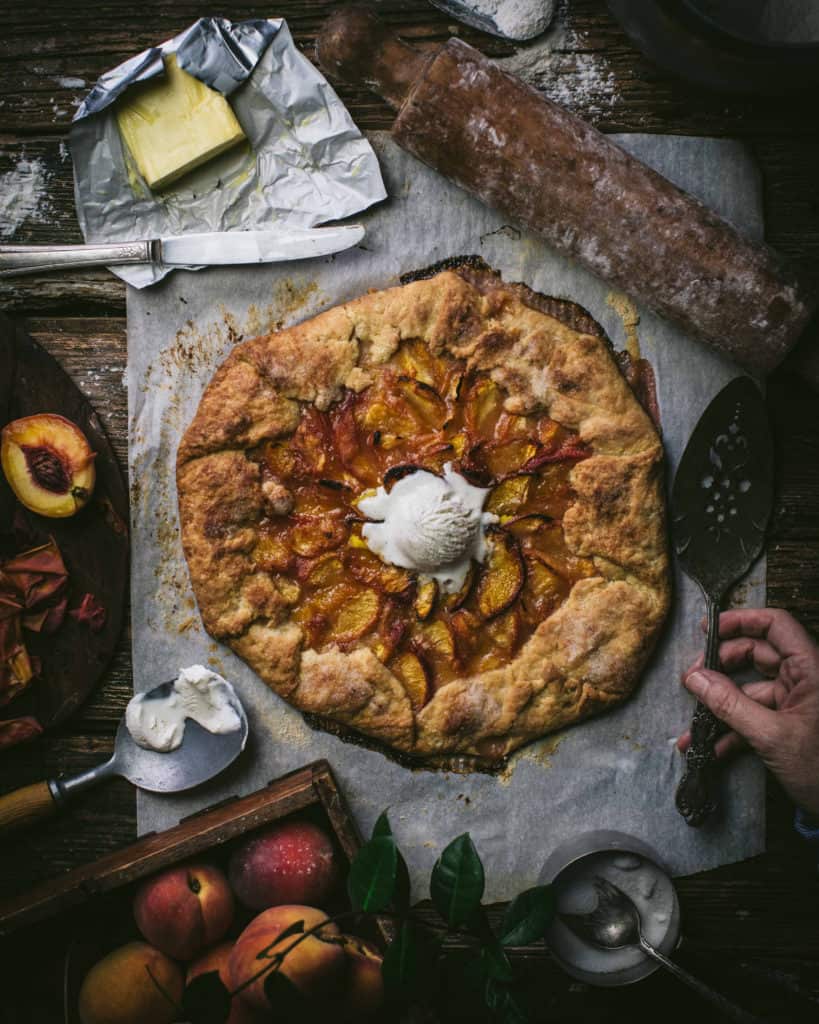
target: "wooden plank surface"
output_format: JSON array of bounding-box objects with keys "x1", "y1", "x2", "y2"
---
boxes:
[{"x1": 1, "y1": 0, "x2": 818, "y2": 1016}]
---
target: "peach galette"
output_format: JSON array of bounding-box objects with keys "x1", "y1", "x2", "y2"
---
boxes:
[{"x1": 177, "y1": 263, "x2": 669, "y2": 763}]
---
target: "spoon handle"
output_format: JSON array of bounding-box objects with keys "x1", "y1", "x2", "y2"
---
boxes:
[
  {"x1": 675, "y1": 591, "x2": 723, "y2": 826},
  {"x1": 639, "y1": 934, "x2": 762, "y2": 1024}
]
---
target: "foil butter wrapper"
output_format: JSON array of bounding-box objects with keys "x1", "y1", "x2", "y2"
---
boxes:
[{"x1": 69, "y1": 16, "x2": 386, "y2": 288}]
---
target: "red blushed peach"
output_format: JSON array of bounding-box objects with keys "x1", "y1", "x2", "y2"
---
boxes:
[
  {"x1": 338, "y1": 934, "x2": 384, "y2": 1020},
  {"x1": 228, "y1": 820, "x2": 339, "y2": 910},
  {"x1": 133, "y1": 861, "x2": 234, "y2": 961},
  {"x1": 187, "y1": 943, "x2": 267, "y2": 1024},
  {"x1": 228, "y1": 905, "x2": 345, "y2": 1011},
  {"x1": 1, "y1": 414, "x2": 96, "y2": 518}
]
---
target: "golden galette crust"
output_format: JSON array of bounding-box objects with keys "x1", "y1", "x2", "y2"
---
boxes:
[{"x1": 177, "y1": 268, "x2": 670, "y2": 760}]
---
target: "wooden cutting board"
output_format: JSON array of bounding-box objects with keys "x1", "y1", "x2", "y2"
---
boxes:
[{"x1": 0, "y1": 313, "x2": 128, "y2": 730}]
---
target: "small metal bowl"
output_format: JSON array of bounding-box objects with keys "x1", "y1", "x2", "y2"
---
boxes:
[{"x1": 539, "y1": 830, "x2": 681, "y2": 987}]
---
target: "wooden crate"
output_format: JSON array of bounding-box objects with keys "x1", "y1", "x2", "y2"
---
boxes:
[{"x1": 0, "y1": 760, "x2": 383, "y2": 1022}]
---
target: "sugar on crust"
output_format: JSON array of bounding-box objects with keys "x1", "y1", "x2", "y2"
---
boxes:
[{"x1": 177, "y1": 265, "x2": 670, "y2": 764}]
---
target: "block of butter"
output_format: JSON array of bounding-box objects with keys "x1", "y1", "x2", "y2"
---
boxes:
[{"x1": 116, "y1": 54, "x2": 246, "y2": 191}]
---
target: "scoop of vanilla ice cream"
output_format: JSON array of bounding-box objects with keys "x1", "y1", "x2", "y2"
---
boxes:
[{"x1": 358, "y1": 463, "x2": 497, "y2": 593}]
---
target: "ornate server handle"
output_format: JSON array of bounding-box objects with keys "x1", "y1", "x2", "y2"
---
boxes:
[{"x1": 0, "y1": 240, "x2": 156, "y2": 278}]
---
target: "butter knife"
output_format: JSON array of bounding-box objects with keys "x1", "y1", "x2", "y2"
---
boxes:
[{"x1": 0, "y1": 225, "x2": 364, "y2": 278}]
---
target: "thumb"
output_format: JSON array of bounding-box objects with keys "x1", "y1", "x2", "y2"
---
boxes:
[{"x1": 683, "y1": 669, "x2": 781, "y2": 753}]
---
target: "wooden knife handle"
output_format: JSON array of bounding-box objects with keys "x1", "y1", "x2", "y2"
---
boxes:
[
  {"x1": 0, "y1": 781, "x2": 57, "y2": 834},
  {"x1": 316, "y1": 7, "x2": 433, "y2": 110}
]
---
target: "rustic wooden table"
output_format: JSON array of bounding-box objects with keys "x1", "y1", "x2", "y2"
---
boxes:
[{"x1": 1, "y1": 2, "x2": 818, "y2": 1020}]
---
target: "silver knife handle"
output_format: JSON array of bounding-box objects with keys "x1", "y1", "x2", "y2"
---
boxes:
[{"x1": 0, "y1": 240, "x2": 155, "y2": 278}]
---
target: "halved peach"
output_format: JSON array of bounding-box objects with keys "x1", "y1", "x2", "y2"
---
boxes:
[
  {"x1": 414, "y1": 578, "x2": 437, "y2": 621},
  {"x1": 476, "y1": 531, "x2": 525, "y2": 620},
  {"x1": 391, "y1": 650, "x2": 432, "y2": 710},
  {"x1": 1, "y1": 414, "x2": 96, "y2": 518}
]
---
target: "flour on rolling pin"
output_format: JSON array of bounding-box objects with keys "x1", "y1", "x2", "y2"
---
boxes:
[{"x1": 317, "y1": 9, "x2": 816, "y2": 377}]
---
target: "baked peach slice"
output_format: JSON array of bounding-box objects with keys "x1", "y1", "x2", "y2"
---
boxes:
[
  {"x1": 391, "y1": 650, "x2": 432, "y2": 711},
  {"x1": 520, "y1": 556, "x2": 568, "y2": 623},
  {"x1": 414, "y1": 578, "x2": 437, "y2": 621},
  {"x1": 1, "y1": 414, "x2": 95, "y2": 518},
  {"x1": 346, "y1": 547, "x2": 413, "y2": 596},
  {"x1": 463, "y1": 378, "x2": 505, "y2": 438},
  {"x1": 290, "y1": 517, "x2": 347, "y2": 557},
  {"x1": 294, "y1": 583, "x2": 381, "y2": 648},
  {"x1": 394, "y1": 376, "x2": 447, "y2": 432},
  {"x1": 476, "y1": 531, "x2": 525, "y2": 620},
  {"x1": 483, "y1": 439, "x2": 538, "y2": 479},
  {"x1": 486, "y1": 475, "x2": 532, "y2": 517},
  {"x1": 443, "y1": 563, "x2": 475, "y2": 612}
]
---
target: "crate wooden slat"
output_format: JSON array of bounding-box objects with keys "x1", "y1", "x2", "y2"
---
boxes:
[{"x1": 0, "y1": 760, "x2": 363, "y2": 936}]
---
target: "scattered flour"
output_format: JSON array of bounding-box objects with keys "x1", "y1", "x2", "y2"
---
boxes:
[
  {"x1": 449, "y1": 0, "x2": 555, "y2": 40},
  {"x1": 498, "y1": 1, "x2": 617, "y2": 117},
  {"x1": 55, "y1": 76, "x2": 86, "y2": 89},
  {"x1": 0, "y1": 156, "x2": 51, "y2": 239}
]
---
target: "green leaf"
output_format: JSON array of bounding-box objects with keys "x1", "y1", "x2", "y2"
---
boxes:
[
  {"x1": 372, "y1": 810, "x2": 411, "y2": 910},
  {"x1": 481, "y1": 937, "x2": 514, "y2": 983},
  {"x1": 394, "y1": 846, "x2": 411, "y2": 912},
  {"x1": 181, "y1": 972, "x2": 232, "y2": 1024},
  {"x1": 372, "y1": 810, "x2": 393, "y2": 838},
  {"x1": 263, "y1": 972, "x2": 316, "y2": 1023},
  {"x1": 347, "y1": 834, "x2": 398, "y2": 912},
  {"x1": 430, "y1": 833, "x2": 485, "y2": 927},
  {"x1": 381, "y1": 921, "x2": 439, "y2": 1001},
  {"x1": 484, "y1": 976, "x2": 529, "y2": 1024},
  {"x1": 500, "y1": 886, "x2": 555, "y2": 946}
]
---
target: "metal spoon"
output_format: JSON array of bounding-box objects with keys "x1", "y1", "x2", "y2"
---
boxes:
[
  {"x1": 0, "y1": 679, "x2": 248, "y2": 834},
  {"x1": 560, "y1": 877, "x2": 763, "y2": 1024}
]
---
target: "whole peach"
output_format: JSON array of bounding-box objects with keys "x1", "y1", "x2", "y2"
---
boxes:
[
  {"x1": 133, "y1": 861, "x2": 234, "y2": 960},
  {"x1": 228, "y1": 820, "x2": 338, "y2": 910},
  {"x1": 78, "y1": 941, "x2": 183, "y2": 1024},
  {"x1": 228, "y1": 904, "x2": 345, "y2": 1011},
  {"x1": 338, "y1": 934, "x2": 385, "y2": 1019},
  {"x1": 187, "y1": 943, "x2": 267, "y2": 1024}
]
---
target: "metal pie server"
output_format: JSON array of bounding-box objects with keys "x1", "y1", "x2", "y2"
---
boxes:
[
  {"x1": 672, "y1": 377, "x2": 773, "y2": 826},
  {"x1": 0, "y1": 680, "x2": 248, "y2": 834},
  {"x1": 0, "y1": 224, "x2": 364, "y2": 278}
]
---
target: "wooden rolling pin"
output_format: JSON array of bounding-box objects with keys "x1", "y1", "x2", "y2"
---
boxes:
[{"x1": 317, "y1": 8, "x2": 817, "y2": 378}]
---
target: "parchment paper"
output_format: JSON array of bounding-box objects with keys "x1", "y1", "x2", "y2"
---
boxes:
[{"x1": 128, "y1": 133, "x2": 766, "y2": 899}]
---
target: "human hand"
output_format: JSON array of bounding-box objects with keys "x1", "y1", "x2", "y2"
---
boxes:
[{"x1": 677, "y1": 607, "x2": 819, "y2": 816}]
